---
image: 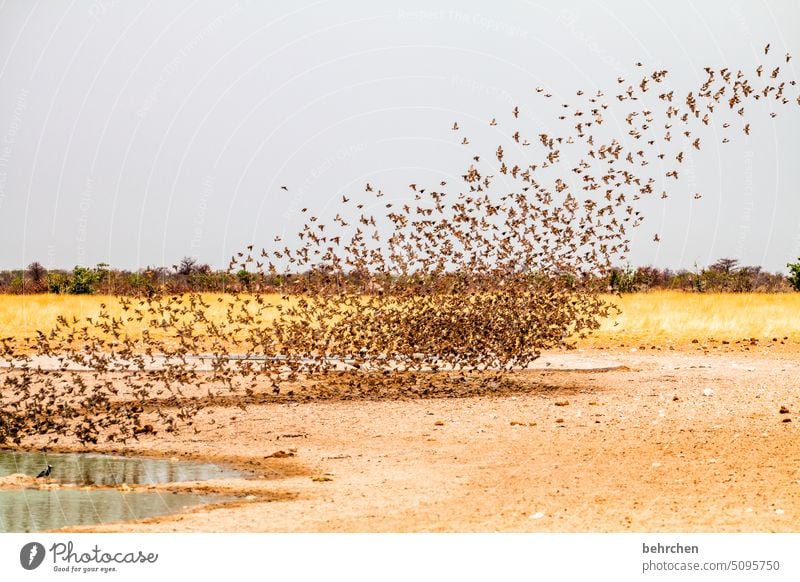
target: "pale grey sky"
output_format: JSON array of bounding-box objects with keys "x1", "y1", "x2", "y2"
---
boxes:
[{"x1": 0, "y1": 0, "x2": 798, "y2": 272}]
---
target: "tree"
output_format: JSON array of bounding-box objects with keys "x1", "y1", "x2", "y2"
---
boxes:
[
  {"x1": 27, "y1": 262, "x2": 46, "y2": 282},
  {"x1": 788, "y1": 259, "x2": 800, "y2": 291},
  {"x1": 236, "y1": 269, "x2": 254, "y2": 289},
  {"x1": 703, "y1": 258, "x2": 745, "y2": 291},
  {"x1": 176, "y1": 256, "x2": 198, "y2": 276},
  {"x1": 710, "y1": 257, "x2": 739, "y2": 274}
]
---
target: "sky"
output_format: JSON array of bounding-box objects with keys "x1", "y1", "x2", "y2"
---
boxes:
[{"x1": 0, "y1": 0, "x2": 798, "y2": 273}]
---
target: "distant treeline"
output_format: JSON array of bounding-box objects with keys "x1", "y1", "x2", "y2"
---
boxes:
[
  {"x1": 1, "y1": 256, "x2": 799, "y2": 295},
  {"x1": 607, "y1": 258, "x2": 797, "y2": 293}
]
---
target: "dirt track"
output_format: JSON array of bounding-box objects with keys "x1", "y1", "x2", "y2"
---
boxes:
[{"x1": 12, "y1": 346, "x2": 785, "y2": 533}]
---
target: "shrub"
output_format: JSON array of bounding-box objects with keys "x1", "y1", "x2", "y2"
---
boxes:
[
  {"x1": 47, "y1": 272, "x2": 70, "y2": 294},
  {"x1": 67, "y1": 266, "x2": 101, "y2": 295},
  {"x1": 609, "y1": 265, "x2": 638, "y2": 293},
  {"x1": 788, "y1": 259, "x2": 800, "y2": 291},
  {"x1": 127, "y1": 273, "x2": 157, "y2": 296}
]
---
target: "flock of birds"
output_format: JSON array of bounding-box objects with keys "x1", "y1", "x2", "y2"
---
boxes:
[{"x1": 1, "y1": 45, "x2": 798, "y2": 446}]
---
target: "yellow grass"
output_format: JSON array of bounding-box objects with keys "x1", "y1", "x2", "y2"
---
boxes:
[
  {"x1": 1, "y1": 291, "x2": 799, "y2": 349},
  {"x1": 0, "y1": 294, "x2": 116, "y2": 340},
  {"x1": 586, "y1": 291, "x2": 800, "y2": 345},
  {"x1": 0, "y1": 294, "x2": 285, "y2": 347}
]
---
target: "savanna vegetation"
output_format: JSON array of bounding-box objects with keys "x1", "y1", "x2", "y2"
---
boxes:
[{"x1": 1, "y1": 256, "x2": 797, "y2": 296}]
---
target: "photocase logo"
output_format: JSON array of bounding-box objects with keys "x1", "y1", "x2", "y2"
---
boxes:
[{"x1": 20, "y1": 542, "x2": 46, "y2": 570}]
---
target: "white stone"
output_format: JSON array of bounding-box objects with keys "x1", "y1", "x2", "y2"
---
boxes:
[{"x1": 529, "y1": 512, "x2": 545, "y2": 520}]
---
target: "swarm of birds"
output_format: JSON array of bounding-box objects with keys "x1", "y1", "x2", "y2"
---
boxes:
[{"x1": 1, "y1": 44, "x2": 797, "y2": 446}]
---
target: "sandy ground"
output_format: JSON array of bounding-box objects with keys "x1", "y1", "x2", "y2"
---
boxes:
[{"x1": 6, "y1": 346, "x2": 800, "y2": 532}]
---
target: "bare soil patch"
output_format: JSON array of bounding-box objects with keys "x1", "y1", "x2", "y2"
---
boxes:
[{"x1": 6, "y1": 347, "x2": 800, "y2": 532}]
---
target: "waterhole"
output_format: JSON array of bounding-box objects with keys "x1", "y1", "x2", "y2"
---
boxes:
[{"x1": 0, "y1": 451, "x2": 242, "y2": 532}]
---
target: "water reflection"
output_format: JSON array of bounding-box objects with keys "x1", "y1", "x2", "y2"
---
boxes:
[
  {"x1": 0, "y1": 451, "x2": 241, "y2": 532},
  {"x1": 0, "y1": 451, "x2": 241, "y2": 485},
  {"x1": 0, "y1": 489, "x2": 228, "y2": 532}
]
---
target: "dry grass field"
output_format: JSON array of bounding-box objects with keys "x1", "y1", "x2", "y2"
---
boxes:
[
  {"x1": 588, "y1": 291, "x2": 800, "y2": 345},
  {"x1": 2, "y1": 291, "x2": 799, "y2": 348},
  {"x1": 0, "y1": 293, "x2": 286, "y2": 350}
]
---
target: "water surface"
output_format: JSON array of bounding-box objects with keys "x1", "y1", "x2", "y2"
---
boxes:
[
  {"x1": 0, "y1": 450, "x2": 241, "y2": 486},
  {"x1": 0, "y1": 489, "x2": 229, "y2": 532},
  {"x1": 0, "y1": 451, "x2": 240, "y2": 532}
]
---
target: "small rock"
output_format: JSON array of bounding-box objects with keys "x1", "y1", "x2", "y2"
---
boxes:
[
  {"x1": 265, "y1": 450, "x2": 295, "y2": 459},
  {"x1": 782, "y1": 418, "x2": 792, "y2": 423},
  {"x1": 702, "y1": 388, "x2": 714, "y2": 397},
  {"x1": 555, "y1": 418, "x2": 564, "y2": 424},
  {"x1": 555, "y1": 400, "x2": 570, "y2": 406},
  {"x1": 672, "y1": 395, "x2": 679, "y2": 401},
  {"x1": 775, "y1": 508, "x2": 785, "y2": 515},
  {"x1": 779, "y1": 406, "x2": 790, "y2": 414},
  {"x1": 529, "y1": 512, "x2": 545, "y2": 520},
  {"x1": 651, "y1": 462, "x2": 662, "y2": 468},
  {"x1": 434, "y1": 420, "x2": 445, "y2": 426}
]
